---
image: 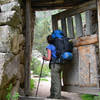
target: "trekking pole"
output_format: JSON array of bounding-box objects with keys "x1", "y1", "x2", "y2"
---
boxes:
[{"x1": 35, "y1": 59, "x2": 44, "y2": 97}]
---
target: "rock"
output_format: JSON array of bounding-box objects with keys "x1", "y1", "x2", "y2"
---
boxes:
[
  {"x1": 19, "y1": 64, "x2": 24, "y2": 83},
  {"x1": 0, "y1": 25, "x2": 20, "y2": 53},
  {"x1": 0, "y1": 53, "x2": 23, "y2": 100},
  {"x1": 20, "y1": 50, "x2": 24, "y2": 64},
  {"x1": 1, "y1": 1, "x2": 20, "y2": 12},
  {"x1": 19, "y1": 34, "x2": 25, "y2": 45},
  {"x1": 0, "y1": 25, "x2": 11, "y2": 52},
  {"x1": 0, "y1": 54, "x2": 20, "y2": 89},
  {"x1": 0, "y1": 52, "x2": 14, "y2": 86},
  {"x1": 11, "y1": 34, "x2": 24, "y2": 54},
  {"x1": 11, "y1": 34, "x2": 20, "y2": 54},
  {"x1": 0, "y1": 10, "x2": 22, "y2": 27},
  {"x1": 0, "y1": 0, "x2": 25, "y2": 100},
  {"x1": 0, "y1": 53, "x2": 6, "y2": 86},
  {"x1": 0, "y1": 11, "x2": 15, "y2": 24}
]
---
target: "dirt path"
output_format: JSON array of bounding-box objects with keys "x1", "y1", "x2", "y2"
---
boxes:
[{"x1": 32, "y1": 77, "x2": 82, "y2": 100}]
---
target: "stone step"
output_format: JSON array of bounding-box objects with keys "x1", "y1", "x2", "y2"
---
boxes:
[{"x1": 19, "y1": 96, "x2": 68, "y2": 100}]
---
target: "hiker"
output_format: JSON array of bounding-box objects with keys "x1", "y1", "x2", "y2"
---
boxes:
[{"x1": 43, "y1": 30, "x2": 73, "y2": 99}]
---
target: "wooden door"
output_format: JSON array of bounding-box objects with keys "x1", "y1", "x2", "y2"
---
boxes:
[{"x1": 52, "y1": 0, "x2": 100, "y2": 95}]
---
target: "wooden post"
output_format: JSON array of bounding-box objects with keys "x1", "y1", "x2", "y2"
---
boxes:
[
  {"x1": 85, "y1": 10, "x2": 92, "y2": 35},
  {"x1": 52, "y1": 16, "x2": 58, "y2": 31},
  {"x1": 97, "y1": 0, "x2": 100, "y2": 88},
  {"x1": 61, "y1": 17, "x2": 67, "y2": 36},
  {"x1": 75, "y1": 13, "x2": 83, "y2": 37},
  {"x1": 24, "y1": 0, "x2": 32, "y2": 95},
  {"x1": 67, "y1": 16, "x2": 74, "y2": 38}
]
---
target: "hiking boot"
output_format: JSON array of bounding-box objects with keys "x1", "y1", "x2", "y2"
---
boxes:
[
  {"x1": 47, "y1": 96, "x2": 62, "y2": 99},
  {"x1": 47, "y1": 96, "x2": 54, "y2": 98}
]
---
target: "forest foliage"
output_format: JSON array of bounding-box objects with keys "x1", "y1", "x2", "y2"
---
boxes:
[{"x1": 33, "y1": 10, "x2": 64, "y2": 54}]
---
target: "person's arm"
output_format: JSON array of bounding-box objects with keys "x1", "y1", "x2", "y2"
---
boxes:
[{"x1": 43, "y1": 49, "x2": 51, "y2": 61}]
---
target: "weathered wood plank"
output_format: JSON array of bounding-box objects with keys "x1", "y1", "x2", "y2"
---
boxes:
[
  {"x1": 52, "y1": 16, "x2": 58, "y2": 31},
  {"x1": 52, "y1": 0, "x2": 96, "y2": 20},
  {"x1": 78, "y1": 45, "x2": 98, "y2": 87},
  {"x1": 85, "y1": 10, "x2": 92, "y2": 35},
  {"x1": 73, "y1": 34, "x2": 98, "y2": 47},
  {"x1": 32, "y1": 5, "x2": 71, "y2": 11},
  {"x1": 75, "y1": 13, "x2": 83, "y2": 37},
  {"x1": 67, "y1": 16, "x2": 74, "y2": 38},
  {"x1": 24, "y1": 0, "x2": 32, "y2": 95},
  {"x1": 61, "y1": 17, "x2": 67, "y2": 36}
]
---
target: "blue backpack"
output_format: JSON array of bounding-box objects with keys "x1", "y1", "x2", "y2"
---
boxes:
[{"x1": 51, "y1": 30, "x2": 73, "y2": 63}]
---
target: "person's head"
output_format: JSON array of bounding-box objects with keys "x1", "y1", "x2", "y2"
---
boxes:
[{"x1": 47, "y1": 35, "x2": 54, "y2": 44}]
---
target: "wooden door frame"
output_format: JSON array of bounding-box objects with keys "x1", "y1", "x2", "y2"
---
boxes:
[{"x1": 23, "y1": 0, "x2": 99, "y2": 96}]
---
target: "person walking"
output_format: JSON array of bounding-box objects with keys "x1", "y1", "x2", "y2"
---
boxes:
[
  {"x1": 43, "y1": 30, "x2": 73, "y2": 99},
  {"x1": 43, "y1": 34, "x2": 62, "y2": 99}
]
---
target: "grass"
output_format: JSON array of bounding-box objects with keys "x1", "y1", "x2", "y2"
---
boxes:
[
  {"x1": 80, "y1": 94, "x2": 100, "y2": 100},
  {"x1": 40, "y1": 78, "x2": 48, "y2": 81},
  {"x1": 80, "y1": 94, "x2": 94, "y2": 100}
]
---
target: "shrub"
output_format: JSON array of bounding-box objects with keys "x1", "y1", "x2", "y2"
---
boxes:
[
  {"x1": 31, "y1": 57, "x2": 50, "y2": 77},
  {"x1": 30, "y1": 79, "x2": 35, "y2": 90},
  {"x1": 6, "y1": 84, "x2": 20, "y2": 100}
]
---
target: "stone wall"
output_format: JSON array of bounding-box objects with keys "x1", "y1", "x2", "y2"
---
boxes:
[{"x1": 0, "y1": 0, "x2": 25, "y2": 99}]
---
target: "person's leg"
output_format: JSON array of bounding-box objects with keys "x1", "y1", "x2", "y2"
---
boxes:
[{"x1": 50, "y1": 64, "x2": 62, "y2": 99}]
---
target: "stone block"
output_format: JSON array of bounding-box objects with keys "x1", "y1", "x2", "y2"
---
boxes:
[
  {"x1": 2, "y1": 54, "x2": 20, "y2": 87},
  {"x1": 0, "y1": 53, "x2": 5, "y2": 85},
  {"x1": 11, "y1": 34, "x2": 24, "y2": 54},
  {"x1": 0, "y1": 10, "x2": 22, "y2": 27},
  {"x1": 0, "y1": 25, "x2": 20, "y2": 52},
  {"x1": 20, "y1": 50, "x2": 24, "y2": 64},
  {"x1": 1, "y1": 1, "x2": 20, "y2": 12},
  {"x1": 0, "y1": 53, "x2": 13, "y2": 86},
  {"x1": 0, "y1": 25, "x2": 11, "y2": 52},
  {"x1": 19, "y1": 64, "x2": 24, "y2": 83}
]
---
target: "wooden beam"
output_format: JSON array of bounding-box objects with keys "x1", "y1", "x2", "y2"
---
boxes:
[
  {"x1": 32, "y1": 4, "x2": 72, "y2": 11},
  {"x1": 73, "y1": 34, "x2": 98, "y2": 47},
  {"x1": 31, "y1": 0, "x2": 89, "y2": 7},
  {"x1": 61, "y1": 17, "x2": 67, "y2": 36},
  {"x1": 32, "y1": 0, "x2": 64, "y2": 5},
  {"x1": 24, "y1": 0, "x2": 32, "y2": 96},
  {"x1": 97, "y1": 0, "x2": 100, "y2": 88},
  {"x1": 85, "y1": 10, "x2": 92, "y2": 35},
  {"x1": 32, "y1": 6, "x2": 71, "y2": 11},
  {"x1": 52, "y1": 0, "x2": 96, "y2": 20},
  {"x1": 75, "y1": 13, "x2": 83, "y2": 37},
  {"x1": 67, "y1": 16, "x2": 74, "y2": 38}
]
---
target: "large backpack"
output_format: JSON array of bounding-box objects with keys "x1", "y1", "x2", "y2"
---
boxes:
[{"x1": 51, "y1": 30, "x2": 73, "y2": 63}]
